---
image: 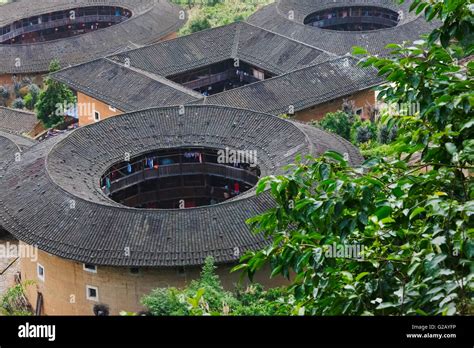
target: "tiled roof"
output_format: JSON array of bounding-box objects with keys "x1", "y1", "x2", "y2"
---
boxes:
[
  {"x1": 0, "y1": 105, "x2": 362, "y2": 267},
  {"x1": 51, "y1": 21, "x2": 343, "y2": 112},
  {"x1": 51, "y1": 59, "x2": 202, "y2": 112},
  {"x1": 0, "y1": 135, "x2": 19, "y2": 171},
  {"x1": 108, "y1": 22, "x2": 335, "y2": 77},
  {"x1": 0, "y1": 0, "x2": 185, "y2": 74},
  {"x1": 0, "y1": 106, "x2": 38, "y2": 136},
  {"x1": 200, "y1": 56, "x2": 384, "y2": 115},
  {"x1": 248, "y1": 0, "x2": 438, "y2": 56}
]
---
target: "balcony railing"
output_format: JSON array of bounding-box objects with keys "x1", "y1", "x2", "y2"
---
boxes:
[
  {"x1": 120, "y1": 186, "x2": 230, "y2": 207},
  {"x1": 0, "y1": 15, "x2": 128, "y2": 42},
  {"x1": 310, "y1": 16, "x2": 398, "y2": 29},
  {"x1": 106, "y1": 162, "x2": 259, "y2": 195}
]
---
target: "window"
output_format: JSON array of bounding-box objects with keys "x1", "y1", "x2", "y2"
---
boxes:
[
  {"x1": 356, "y1": 108, "x2": 363, "y2": 116},
  {"x1": 177, "y1": 266, "x2": 186, "y2": 276},
  {"x1": 130, "y1": 267, "x2": 140, "y2": 274},
  {"x1": 86, "y1": 285, "x2": 99, "y2": 301},
  {"x1": 37, "y1": 264, "x2": 45, "y2": 281},
  {"x1": 83, "y1": 264, "x2": 97, "y2": 273},
  {"x1": 252, "y1": 69, "x2": 265, "y2": 81},
  {"x1": 93, "y1": 110, "x2": 100, "y2": 122}
]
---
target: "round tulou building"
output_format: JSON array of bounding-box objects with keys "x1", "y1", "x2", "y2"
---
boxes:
[
  {"x1": 0, "y1": 0, "x2": 185, "y2": 86},
  {"x1": 249, "y1": 0, "x2": 438, "y2": 56},
  {"x1": 0, "y1": 105, "x2": 363, "y2": 315}
]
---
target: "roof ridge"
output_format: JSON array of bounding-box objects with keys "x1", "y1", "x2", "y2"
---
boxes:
[
  {"x1": 231, "y1": 22, "x2": 242, "y2": 59},
  {"x1": 105, "y1": 21, "x2": 242, "y2": 60},
  {"x1": 0, "y1": 106, "x2": 36, "y2": 116},
  {"x1": 242, "y1": 20, "x2": 338, "y2": 57},
  {"x1": 104, "y1": 58, "x2": 203, "y2": 99}
]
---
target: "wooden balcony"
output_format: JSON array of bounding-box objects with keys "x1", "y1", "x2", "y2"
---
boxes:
[{"x1": 106, "y1": 162, "x2": 259, "y2": 195}]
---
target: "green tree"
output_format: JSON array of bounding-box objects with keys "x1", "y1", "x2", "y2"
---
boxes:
[
  {"x1": 35, "y1": 60, "x2": 75, "y2": 127},
  {"x1": 234, "y1": 0, "x2": 473, "y2": 316},
  {"x1": 140, "y1": 256, "x2": 291, "y2": 316},
  {"x1": 315, "y1": 111, "x2": 352, "y2": 140},
  {"x1": 187, "y1": 16, "x2": 212, "y2": 33},
  {"x1": 24, "y1": 84, "x2": 40, "y2": 110}
]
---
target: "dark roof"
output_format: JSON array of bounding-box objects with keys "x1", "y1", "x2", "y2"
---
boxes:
[
  {"x1": 51, "y1": 59, "x2": 202, "y2": 112},
  {"x1": 0, "y1": 106, "x2": 38, "y2": 135},
  {"x1": 108, "y1": 21, "x2": 335, "y2": 77},
  {"x1": 200, "y1": 56, "x2": 383, "y2": 115},
  {"x1": 0, "y1": 105, "x2": 362, "y2": 267},
  {"x1": 50, "y1": 21, "x2": 342, "y2": 111},
  {"x1": 0, "y1": 131, "x2": 35, "y2": 178},
  {"x1": 248, "y1": 0, "x2": 438, "y2": 56},
  {"x1": 0, "y1": 135, "x2": 20, "y2": 171},
  {"x1": 0, "y1": 0, "x2": 185, "y2": 74}
]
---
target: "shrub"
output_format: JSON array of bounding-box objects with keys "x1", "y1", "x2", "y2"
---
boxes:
[
  {"x1": 0, "y1": 281, "x2": 34, "y2": 316},
  {"x1": 316, "y1": 111, "x2": 352, "y2": 140},
  {"x1": 141, "y1": 288, "x2": 188, "y2": 316},
  {"x1": 12, "y1": 98, "x2": 25, "y2": 109},
  {"x1": 187, "y1": 16, "x2": 211, "y2": 33},
  {"x1": 24, "y1": 84, "x2": 40, "y2": 110}
]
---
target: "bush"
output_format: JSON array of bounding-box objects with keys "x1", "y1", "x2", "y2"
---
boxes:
[
  {"x1": 0, "y1": 85, "x2": 9, "y2": 106},
  {"x1": 141, "y1": 288, "x2": 188, "y2": 316},
  {"x1": 141, "y1": 256, "x2": 291, "y2": 316},
  {"x1": 350, "y1": 120, "x2": 376, "y2": 144},
  {"x1": 315, "y1": 111, "x2": 352, "y2": 140},
  {"x1": 378, "y1": 124, "x2": 398, "y2": 144},
  {"x1": 187, "y1": 256, "x2": 240, "y2": 313},
  {"x1": 12, "y1": 98, "x2": 25, "y2": 109},
  {"x1": 176, "y1": 0, "x2": 273, "y2": 35},
  {"x1": 187, "y1": 16, "x2": 211, "y2": 33},
  {"x1": 23, "y1": 84, "x2": 40, "y2": 110},
  {"x1": 0, "y1": 281, "x2": 34, "y2": 316}
]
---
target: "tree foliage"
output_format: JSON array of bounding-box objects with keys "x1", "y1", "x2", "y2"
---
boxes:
[
  {"x1": 141, "y1": 256, "x2": 291, "y2": 316},
  {"x1": 234, "y1": 0, "x2": 473, "y2": 316},
  {"x1": 175, "y1": 0, "x2": 273, "y2": 35},
  {"x1": 315, "y1": 111, "x2": 352, "y2": 140},
  {"x1": 35, "y1": 60, "x2": 75, "y2": 127},
  {"x1": 0, "y1": 281, "x2": 34, "y2": 316}
]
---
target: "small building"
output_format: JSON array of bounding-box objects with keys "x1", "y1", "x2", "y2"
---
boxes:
[{"x1": 0, "y1": 106, "x2": 43, "y2": 138}]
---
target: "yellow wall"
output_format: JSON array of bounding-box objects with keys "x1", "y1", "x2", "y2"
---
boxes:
[
  {"x1": 20, "y1": 242, "x2": 288, "y2": 315},
  {"x1": 77, "y1": 92, "x2": 123, "y2": 127},
  {"x1": 295, "y1": 89, "x2": 376, "y2": 122}
]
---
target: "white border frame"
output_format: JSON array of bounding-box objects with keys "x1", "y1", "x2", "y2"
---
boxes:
[
  {"x1": 86, "y1": 285, "x2": 99, "y2": 302},
  {"x1": 37, "y1": 263, "x2": 45, "y2": 282},
  {"x1": 83, "y1": 263, "x2": 97, "y2": 273},
  {"x1": 93, "y1": 110, "x2": 101, "y2": 122}
]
